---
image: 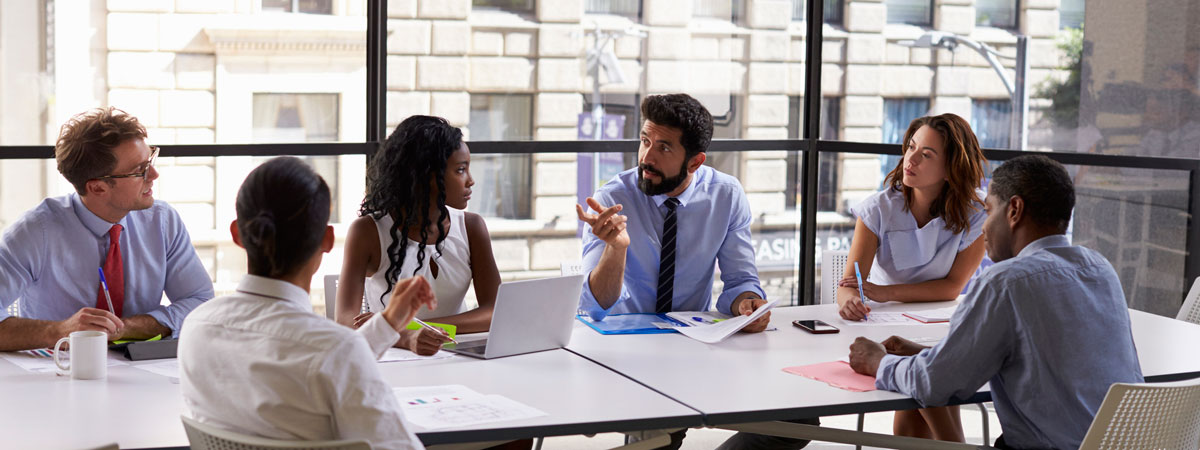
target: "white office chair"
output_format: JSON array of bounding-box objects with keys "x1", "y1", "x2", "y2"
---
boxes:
[
  {"x1": 181, "y1": 416, "x2": 370, "y2": 450},
  {"x1": 1078, "y1": 378, "x2": 1200, "y2": 449},
  {"x1": 821, "y1": 250, "x2": 849, "y2": 305},
  {"x1": 323, "y1": 274, "x2": 339, "y2": 321},
  {"x1": 821, "y1": 250, "x2": 991, "y2": 446},
  {"x1": 1177, "y1": 277, "x2": 1200, "y2": 325}
]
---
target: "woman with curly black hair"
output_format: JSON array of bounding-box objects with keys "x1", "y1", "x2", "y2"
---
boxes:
[{"x1": 337, "y1": 115, "x2": 501, "y2": 356}]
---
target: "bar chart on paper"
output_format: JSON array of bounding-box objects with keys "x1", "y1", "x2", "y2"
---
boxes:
[{"x1": 393, "y1": 385, "x2": 546, "y2": 429}]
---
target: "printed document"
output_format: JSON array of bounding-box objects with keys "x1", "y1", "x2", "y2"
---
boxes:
[
  {"x1": 393, "y1": 385, "x2": 546, "y2": 429},
  {"x1": 675, "y1": 299, "x2": 779, "y2": 344}
]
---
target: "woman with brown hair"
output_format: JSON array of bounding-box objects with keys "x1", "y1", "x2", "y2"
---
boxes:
[{"x1": 836, "y1": 113, "x2": 988, "y2": 441}]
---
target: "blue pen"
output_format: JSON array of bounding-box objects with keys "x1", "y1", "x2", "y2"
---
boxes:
[
  {"x1": 98, "y1": 268, "x2": 116, "y2": 315},
  {"x1": 854, "y1": 261, "x2": 869, "y2": 319},
  {"x1": 692, "y1": 316, "x2": 709, "y2": 324}
]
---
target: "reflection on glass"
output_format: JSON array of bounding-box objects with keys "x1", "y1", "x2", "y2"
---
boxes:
[
  {"x1": 818, "y1": 156, "x2": 1193, "y2": 316},
  {"x1": 261, "y1": 0, "x2": 334, "y2": 14},
  {"x1": 468, "y1": 95, "x2": 533, "y2": 219},
  {"x1": 474, "y1": 0, "x2": 535, "y2": 12},
  {"x1": 586, "y1": 0, "x2": 640, "y2": 16},
  {"x1": 972, "y1": 99, "x2": 1013, "y2": 149},
  {"x1": 791, "y1": 0, "x2": 844, "y2": 24}
]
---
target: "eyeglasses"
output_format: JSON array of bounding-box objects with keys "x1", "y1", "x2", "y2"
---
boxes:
[{"x1": 95, "y1": 146, "x2": 159, "y2": 181}]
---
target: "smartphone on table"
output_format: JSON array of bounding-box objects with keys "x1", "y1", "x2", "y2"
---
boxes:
[{"x1": 792, "y1": 319, "x2": 839, "y2": 334}]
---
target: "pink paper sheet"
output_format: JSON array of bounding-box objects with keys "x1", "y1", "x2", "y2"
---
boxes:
[{"x1": 783, "y1": 361, "x2": 877, "y2": 392}]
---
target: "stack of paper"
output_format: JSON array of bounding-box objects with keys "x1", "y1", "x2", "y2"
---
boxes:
[
  {"x1": 379, "y1": 348, "x2": 456, "y2": 363},
  {"x1": 0, "y1": 349, "x2": 128, "y2": 373},
  {"x1": 393, "y1": 385, "x2": 546, "y2": 429},
  {"x1": 674, "y1": 299, "x2": 779, "y2": 344},
  {"x1": 902, "y1": 306, "x2": 957, "y2": 323}
]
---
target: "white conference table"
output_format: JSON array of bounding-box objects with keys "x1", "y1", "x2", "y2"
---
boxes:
[
  {"x1": 3, "y1": 302, "x2": 1199, "y2": 449},
  {"x1": 566, "y1": 302, "x2": 1200, "y2": 427},
  {"x1": 0, "y1": 347, "x2": 702, "y2": 449}
]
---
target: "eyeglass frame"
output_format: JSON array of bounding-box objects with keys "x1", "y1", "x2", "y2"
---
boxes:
[{"x1": 94, "y1": 146, "x2": 159, "y2": 181}]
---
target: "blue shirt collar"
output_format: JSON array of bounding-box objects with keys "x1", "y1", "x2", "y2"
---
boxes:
[
  {"x1": 236, "y1": 274, "x2": 312, "y2": 312},
  {"x1": 1016, "y1": 234, "x2": 1071, "y2": 258},
  {"x1": 651, "y1": 165, "x2": 706, "y2": 208},
  {"x1": 70, "y1": 193, "x2": 128, "y2": 238}
]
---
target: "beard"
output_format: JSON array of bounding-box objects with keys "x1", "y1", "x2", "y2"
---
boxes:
[{"x1": 637, "y1": 159, "x2": 690, "y2": 196}]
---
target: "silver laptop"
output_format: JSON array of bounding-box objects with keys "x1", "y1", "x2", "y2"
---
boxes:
[{"x1": 444, "y1": 274, "x2": 585, "y2": 359}]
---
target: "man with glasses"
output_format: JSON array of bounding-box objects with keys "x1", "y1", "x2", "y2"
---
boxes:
[{"x1": 0, "y1": 107, "x2": 214, "y2": 351}]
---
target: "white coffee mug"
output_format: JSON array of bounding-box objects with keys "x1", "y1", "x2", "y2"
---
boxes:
[{"x1": 54, "y1": 330, "x2": 108, "y2": 380}]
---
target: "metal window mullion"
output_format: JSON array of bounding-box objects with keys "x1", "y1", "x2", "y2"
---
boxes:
[
  {"x1": 366, "y1": 0, "x2": 387, "y2": 159},
  {"x1": 800, "y1": 0, "x2": 825, "y2": 306},
  {"x1": 1185, "y1": 166, "x2": 1200, "y2": 306}
]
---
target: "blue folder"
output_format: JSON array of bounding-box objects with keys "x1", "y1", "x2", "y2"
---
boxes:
[{"x1": 576, "y1": 313, "x2": 689, "y2": 335}]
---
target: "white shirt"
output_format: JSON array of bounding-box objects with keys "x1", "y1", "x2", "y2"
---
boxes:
[
  {"x1": 849, "y1": 188, "x2": 985, "y2": 286},
  {"x1": 179, "y1": 275, "x2": 423, "y2": 450},
  {"x1": 364, "y1": 208, "x2": 472, "y2": 318}
]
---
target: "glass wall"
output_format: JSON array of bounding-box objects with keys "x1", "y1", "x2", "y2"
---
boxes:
[{"x1": 0, "y1": 0, "x2": 1196, "y2": 317}]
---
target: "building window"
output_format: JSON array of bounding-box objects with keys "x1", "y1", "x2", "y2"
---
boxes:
[
  {"x1": 252, "y1": 93, "x2": 342, "y2": 221},
  {"x1": 971, "y1": 99, "x2": 1012, "y2": 149},
  {"x1": 1060, "y1": 0, "x2": 1085, "y2": 29},
  {"x1": 885, "y1": 0, "x2": 932, "y2": 25},
  {"x1": 468, "y1": 95, "x2": 533, "y2": 220},
  {"x1": 975, "y1": 0, "x2": 1018, "y2": 28},
  {"x1": 786, "y1": 97, "x2": 841, "y2": 210},
  {"x1": 261, "y1": 0, "x2": 333, "y2": 14},
  {"x1": 880, "y1": 97, "x2": 930, "y2": 183},
  {"x1": 586, "y1": 0, "x2": 640, "y2": 17},
  {"x1": 792, "y1": 0, "x2": 845, "y2": 25},
  {"x1": 693, "y1": 0, "x2": 744, "y2": 21},
  {"x1": 473, "y1": 0, "x2": 535, "y2": 12}
]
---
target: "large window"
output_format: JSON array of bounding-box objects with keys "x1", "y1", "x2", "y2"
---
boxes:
[
  {"x1": 694, "y1": 0, "x2": 744, "y2": 20},
  {"x1": 261, "y1": 0, "x2": 334, "y2": 14},
  {"x1": 885, "y1": 0, "x2": 932, "y2": 25},
  {"x1": 975, "y1": 0, "x2": 1018, "y2": 28},
  {"x1": 972, "y1": 99, "x2": 1013, "y2": 149},
  {"x1": 474, "y1": 0, "x2": 535, "y2": 13},
  {"x1": 1060, "y1": 0, "x2": 1085, "y2": 29},
  {"x1": 468, "y1": 95, "x2": 533, "y2": 220},
  {"x1": 587, "y1": 0, "x2": 640, "y2": 17},
  {"x1": 793, "y1": 0, "x2": 845, "y2": 25}
]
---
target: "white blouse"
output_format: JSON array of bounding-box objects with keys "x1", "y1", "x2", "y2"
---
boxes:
[
  {"x1": 849, "y1": 188, "x2": 985, "y2": 287},
  {"x1": 179, "y1": 275, "x2": 423, "y2": 450},
  {"x1": 364, "y1": 207, "x2": 472, "y2": 319}
]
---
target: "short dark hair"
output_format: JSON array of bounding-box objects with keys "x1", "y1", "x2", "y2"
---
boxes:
[
  {"x1": 236, "y1": 157, "x2": 332, "y2": 278},
  {"x1": 55, "y1": 107, "x2": 148, "y2": 195},
  {"x1": 989, "y1": 155, "x2": 1075, "y2": 232},
  {"x1": 640, "y1": 94, "x2": 713, "y2": 159}
]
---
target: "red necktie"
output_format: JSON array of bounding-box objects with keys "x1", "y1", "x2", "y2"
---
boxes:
[{"x1": 96, "y1": 224, "x2": 125, "y2": 317}]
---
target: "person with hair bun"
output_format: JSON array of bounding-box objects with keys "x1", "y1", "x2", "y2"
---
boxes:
[
  {"x1": 837, "y1": 113, "x2": 989, "y2": 441},
  {"x1": 338, "y1": 115, "x2": 501, "y2": 356},
  {"x1": 179, "y1": 157, "x2": 431, "y2": 449}
]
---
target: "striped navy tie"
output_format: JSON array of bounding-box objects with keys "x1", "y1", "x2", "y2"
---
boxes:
[{"x1": 655, "y1": 198, "x2": 681, "y2": 314}]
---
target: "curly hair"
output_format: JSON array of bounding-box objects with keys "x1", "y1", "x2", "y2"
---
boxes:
[
  {"x1": 640, "y1": 94, "x2": 713, "y2": 160},
  {"x1": 882, "y1": 113, "x2": 987, "y2": 234},
  {"x1": 55, "y1": 107, "x2": 148, "y2": 195},
  {"x1": 361, "y1": 115, "x2": 463, "y2": 306}
]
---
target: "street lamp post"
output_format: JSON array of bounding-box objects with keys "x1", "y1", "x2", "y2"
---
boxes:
[{"x1": 900, "y1": 31, "x2": 1030, "y2": 150}]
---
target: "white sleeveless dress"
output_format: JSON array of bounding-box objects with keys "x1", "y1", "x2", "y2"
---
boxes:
[{"x1": 363, "y1": 208, "x2": 473, "y2": 319}]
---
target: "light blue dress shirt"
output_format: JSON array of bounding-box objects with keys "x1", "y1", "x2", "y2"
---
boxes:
[
  {"x1": 849, "y1": 188, "x2": 985, "y2": 286},
  {"x1": 875, "y1": 235, "x2": 1143, "y2": 450},
  {"x1": 580, "y1": 165, "x2": 764, "y2": 319},
  {"x1": 0, "y1": 194, "x2": 214, "y2": 337}
]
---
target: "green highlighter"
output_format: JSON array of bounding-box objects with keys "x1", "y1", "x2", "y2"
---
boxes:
[
  {"x1": 405, "y1": 321, "x2": 457, "y2": 340},
  {"x1": 111, "y1": 334, "x2": 162, "y2": 345}
]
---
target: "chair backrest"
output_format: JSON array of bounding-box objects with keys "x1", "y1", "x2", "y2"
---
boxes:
[
  {"x1": 1177, "y1": 277, "x2": 1200, "y2": 325},
  {"x1": 820, "y1": 250, "x2": 849, "y2": 305},
  {"x1": 561, "y1": 260, "x2": 585, "y2": 276},
  {"x1": 181, "y1": 416, "x2": 371, "y2": 450},
  {"x1": 323, "y1": 274, "x2": 338, "y2": 321},
  {"x1": 1078, "y1": 378, "x2": 1200, "y2": 450}
]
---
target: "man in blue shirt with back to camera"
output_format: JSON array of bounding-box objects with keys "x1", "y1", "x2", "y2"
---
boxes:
[
  {"x1": 849, "y1": 155, "x2": 1143, "y2": 450},
  {"x1": 576, "y1": 93, "x2": 816, "y2": 450},
  {"x1": 0, "y1": 107, "x2": 214, "y2": 351}
]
